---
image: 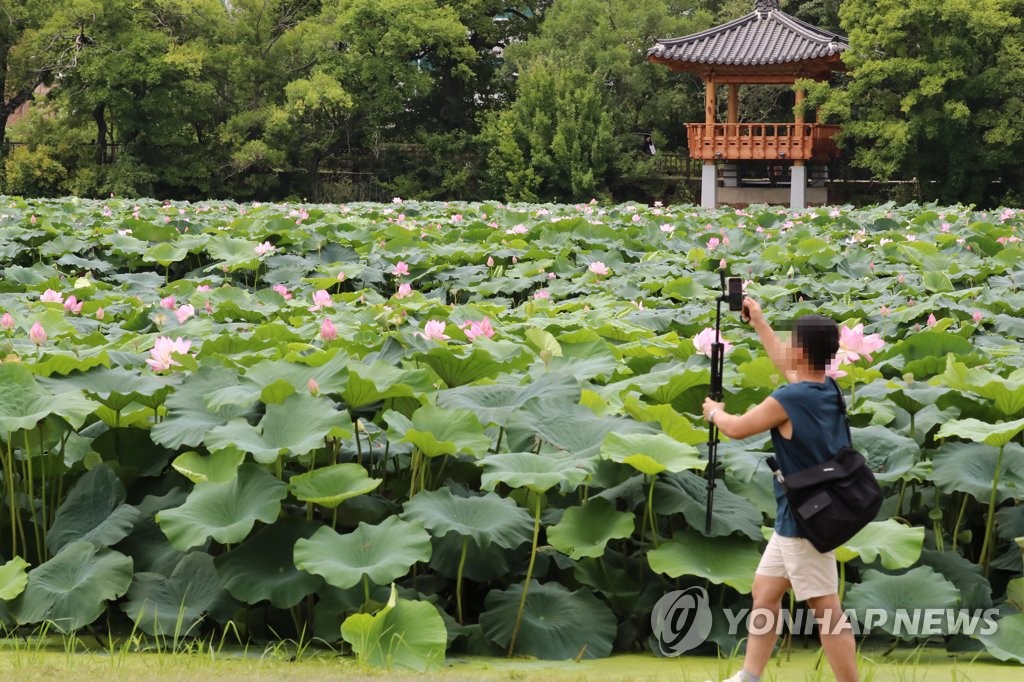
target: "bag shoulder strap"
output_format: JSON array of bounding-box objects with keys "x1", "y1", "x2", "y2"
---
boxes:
[{"x1": 829, "y1": 377, "x2": 853, "y2": 445}]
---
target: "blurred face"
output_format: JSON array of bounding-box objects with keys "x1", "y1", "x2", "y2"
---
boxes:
[{"x1": 786, "y1": 336, "x2": 817, "y2": 374}]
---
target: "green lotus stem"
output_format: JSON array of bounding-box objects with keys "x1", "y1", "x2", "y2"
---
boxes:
[
  {"x1": 354, "y1": 420, "x2": 363, "y2": 466},
  {"x1": 979, "y1": 444, "x2": 1004, "y2": 576},
  {"x1": 456, "y1": 536, "x2": 468, "y2": 625},
  {"x1": 363, "y1": 575, "x2": 371, "y2": 606},
  {"x1": 646, "y1": 475, "x2": 659, "y2": 548},
  {"x1": 23, "y1": 431, "x2": 43, "y2": 560},
  {"x1": 896, "y1": 479, "x2": 907, "y2": 516},
  {"x1": 493, "y1": 426, "x2": 504, "y2": 454},
  {"x1": 409, "y1": 448, "x2": 421, "y2": 498},
  {"x1": 4, "y1": 436, "x2": 18, "y2": 557},
  {"x1": 509, "y1": 491, "x2": 542, "y2": 656},
  {"x1": 951, "y1": 492, "x2": 969, "y2": 553}
]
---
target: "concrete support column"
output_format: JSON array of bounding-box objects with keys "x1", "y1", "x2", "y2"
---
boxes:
[
  {"x1": 701, "y1": 162, "x2": 718, "y2": 209},
  {"x1": 790, "y1": 162, "x2": 806, "y2": 209}
]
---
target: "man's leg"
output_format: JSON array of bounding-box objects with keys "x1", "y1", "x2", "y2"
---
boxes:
[
  {"x1": 807, "y1": 592, "x2": 858, "y2": 682},
  {"x1": 741, "y1": 573, "x2": 791, "y2": 677}
]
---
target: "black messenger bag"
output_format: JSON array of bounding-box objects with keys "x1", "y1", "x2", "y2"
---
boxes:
[{"x1": 768, "y1": 379, "x2": 883, "y2": 553}]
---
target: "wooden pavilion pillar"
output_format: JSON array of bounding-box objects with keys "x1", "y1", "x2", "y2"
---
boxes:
[
  {"x1": 701, "y1": 80, "x2": 718, "y2": 208},
  {"x1": 722, "y1": 84, "x2": 740, "y2": 188},
  {"x1": 790, "y1": 87, "x2": 806, "y2": 209}
]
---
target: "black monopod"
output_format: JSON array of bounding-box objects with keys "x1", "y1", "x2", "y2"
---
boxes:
[{"x1": 705, "y1": 272, "x2": 745, "y2": 535}]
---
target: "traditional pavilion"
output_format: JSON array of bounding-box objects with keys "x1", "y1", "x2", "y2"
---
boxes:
[{"x1": 648, "y1": 0, "x2": 848, "y2": 208}]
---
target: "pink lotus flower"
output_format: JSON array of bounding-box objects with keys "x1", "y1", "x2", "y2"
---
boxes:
[
  {"x1": 660, "y1": 223, "x2": 675, "y2": 233},
  {"x1": 418, "y1": 320, "x2": 449, "y2": 341},
  {"x1": 40, "y1": 289, "x2": 63, "y2": 303},
  {"x1": 337, "y1": 271, "x2": 346, "y2": 281},
  {"x1": 95, "y1": 308, "x2": 105, "y2": 321},
  {"x1": 972, "y1": 310, "x2": 983, "y2": 323},
  {"x1": 926, "y1": 313, "x2": 937, "y2": 327},
  {"x1": 707, "y1": 237, "x2": 720, "y2": 250},
  {"x1": 462, "y1": 317, "x2": 495, "y2": 341},
  {"x1": 693, "y1": 327, "x2": 732, "y2": 357},
  {"x1": 160, "y1": 296, "x2": 176, "y2": 310},
  {"x1": 837, "y1": 324, "x2": 885, "y2": 364},
  {"x1": 307, "y1": 378, "x2": 320, "y2": 395},
  {"x1": 534, "y1": 290, "x2": 550, "y2": 300},
  {"x1": 396, "y1": 283, "x2": 413, "y2": 299},
  {"x1": 63, "y1": 296, "x2": 83, "y2": 314},
  {"x1": 487, "y1": 256, "x2": 494, "y2": 267},
  {"x1": 391, "y1": 261, "x2": 410, "y2": 277},
  {"x1": 451, "y1": 214, "x2": 463, "y2": 223},
  {"x1": 29, "y1": 322, "x2": 47, "y2": 345},
  {"x1": 309, "y1": 289, "x2": 332, "y2": 311},
  {"x1": 826, "y1": 357, "x2": 848, "y2": 379},
  {"x1": 1, "y1": 313, "x2": 14, "y2": 330},
  {"x1": 255, "y1": 241, "x2": 275, "y2": 256},
  {"x1": 320, "y1": 318, "x2": 338, "y2": 342},
  {"x1": 196, "y1": 285, "x2": 212, "y2": 293},
  {"x1": 175, "y1": 304, "x2": 195, "y2": 324},
  {"x1": 272, "y1": 284, "x2": 292, "y2": 300},
  {"x1": 146, "y1": 336, "x2": 192, "y2": 372},
  {"x1": 588, "y1": 261, "x2": 609, "y2": 276}
]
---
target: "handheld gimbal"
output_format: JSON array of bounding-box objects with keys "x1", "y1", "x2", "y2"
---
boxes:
[{"x1": 705, "y1": 273, "x2": 744, "y2": 535}]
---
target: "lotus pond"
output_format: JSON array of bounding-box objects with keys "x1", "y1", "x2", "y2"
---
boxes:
[{"x1": 0, "y1": 197, "x2": 1021, "y2": 672}]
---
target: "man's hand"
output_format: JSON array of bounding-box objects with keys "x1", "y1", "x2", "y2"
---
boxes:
[{"x1": 742, "y1": 297, "x2": 766, "y2": 328}]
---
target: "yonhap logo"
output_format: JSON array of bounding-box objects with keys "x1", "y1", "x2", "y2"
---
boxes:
[{"x1": 651, "y1": 587, "x2": 713, "y2": 656}]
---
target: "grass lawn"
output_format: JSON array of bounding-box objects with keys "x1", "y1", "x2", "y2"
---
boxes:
[{"x1": 1, "y1": 646, "x2": 1020, "y2": 681}]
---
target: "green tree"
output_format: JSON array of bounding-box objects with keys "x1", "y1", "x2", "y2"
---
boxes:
[
  {"x1": 478, "y1": 0, "x2": 712, "y2": 201},
  {"x1": 10, "y1": 0, "x2": 233, "y2": 197},
  {"x1": 809, "y1": 0, "x2": 1024, "y2": 204}
]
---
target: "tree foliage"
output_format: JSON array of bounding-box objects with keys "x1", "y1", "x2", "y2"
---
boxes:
[
  {"x1": 809, "y1": 0, "x2": 1024, "y2": 204},
  {"x1": 1, "y1": 0, "x2": 1022, "y2": 204}
]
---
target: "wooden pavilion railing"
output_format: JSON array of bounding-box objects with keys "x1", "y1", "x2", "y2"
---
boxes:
[{"x1": 685, "y1": 123, "x2": 841, "y2": 161}]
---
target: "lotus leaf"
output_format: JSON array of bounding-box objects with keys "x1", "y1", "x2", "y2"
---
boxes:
[
  {"x1": 203, "y1": 392, "x2": 351, "y2": 463},
  {"x1": 215, "y1": 520, "x2": 323, "y2": 608},
  {"x1": 936, "y1": 416, "x2": 1024, "y2": 448},
  {"x1": 929, "y1": 442, "x2": 1024, "y2": 503},
  {"x1": 844, "y1": 567, "x2": 960, "y2": 638},
  {"x1": 288, "y1": 463, "x2": 381, "y2": 508},
  {"x1": 648, "y1": 530, "x2": 762, "y2": 593},
  {"x1": 151, "y1": 366, "x2": 252, "y2": 449},
  {"x1": 478, "y1": 451, "x2": 590, "y2": 494},
  {"x1": 0, "y1": 364, "x2": 98, "y2": 433},
  {"x1": 293, "y1": 516, "x2": 431, "y2": 589},
  {"x1": 156, "y1": 463, "x2": 288, "y2": 550},
  {"x1": 834, "y1": 520, "x2": 924, "y2": 569},
  {"x1": 546, "y1": 498, "x2": 634, "y2": 559},
  {"x1": 601, "y1": 431, "x2": 703, "y2": 476},
  {"x1": 401, "y1": 405, "x2": 491, "y2": 458},
  {"x1": 46, "y1": 464, "x2": 141, "y2": 554},
  {"x1": 171, "y1": 448, "x2": 245, "y2": 484},
  {"x1": 12, "y1": 541, "x2": 133, "y2": 633},
  {"x1": 402, "y1": 488, "x2": 531, "y2": 548},
  {"x1": 653, "y1": 470, "x2": 763, "y2": 540},
  {"x1": 121, "y1": 552, "x2": 223, "y2": 637},
  {"x1": 479, "y1": 580, "x2": 617, "y2": 659},
  {"x1": 436, "y1": 372, "x2": 580, "y2": 427},
  {"x1": 341, "y1": 585, "x2": 447, "y2": 671},
  {"x1": 0, "y1": 556, "x2": 29, "y2": 600},
  {"x1": 509, "y1": 399, "x2": 658, "y2": 459}
]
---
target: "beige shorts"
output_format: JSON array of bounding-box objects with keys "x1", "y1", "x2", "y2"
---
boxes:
[{"x1": 756, "y1": 533, "x2": 838, "y2": 601}]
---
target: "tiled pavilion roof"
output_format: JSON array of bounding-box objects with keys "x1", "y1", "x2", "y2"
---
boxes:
[{"x1": 648, "y1": 0, "x2": 848, "y2": 80}]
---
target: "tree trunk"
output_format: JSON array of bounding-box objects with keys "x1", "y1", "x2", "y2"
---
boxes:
[{"x1": 94, "y1": 103, "x2": 108, "y2": 164}]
